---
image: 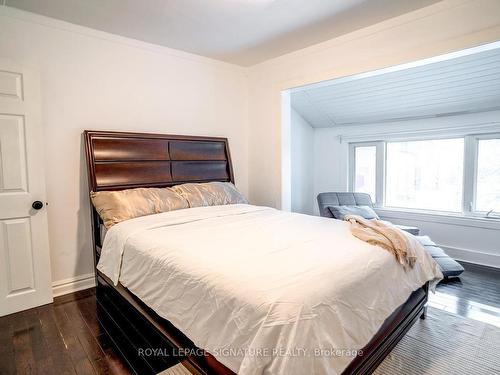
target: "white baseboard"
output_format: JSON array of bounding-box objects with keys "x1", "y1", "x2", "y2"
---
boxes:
[
  {"x1": 440, "y1": 245, "x2": 500, "y2": 269},
  {"x1": 52, "y1": 273, "x2": 96, "y2": 297}
]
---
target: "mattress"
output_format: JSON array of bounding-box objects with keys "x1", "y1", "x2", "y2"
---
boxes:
[{"x1": 98, "y1": 204, "x2": 442, "y2": 375}]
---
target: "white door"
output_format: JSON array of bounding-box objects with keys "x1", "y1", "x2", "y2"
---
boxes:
[{"x1": 0, "y1": 59, "x2": 52, "y2": 316}]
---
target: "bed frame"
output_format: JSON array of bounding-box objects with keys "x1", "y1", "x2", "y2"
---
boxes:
[{"x1": 84, "y1": 130, "x2": 429, "y2": 375}]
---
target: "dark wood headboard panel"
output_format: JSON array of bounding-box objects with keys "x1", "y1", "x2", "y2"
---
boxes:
[{"x1": 84, "y1": 130, "x2": 234, "y2": 192}]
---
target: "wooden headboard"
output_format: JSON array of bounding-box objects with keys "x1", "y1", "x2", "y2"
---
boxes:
[
  {"x1": 84, "y1": 130, "x2": 234, "y2": 192},
  {"x1": 83, "y1": 130, "x2": 235, "y2": 262}
]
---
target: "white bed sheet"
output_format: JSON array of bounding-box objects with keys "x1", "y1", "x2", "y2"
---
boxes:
[{"x1": 97, "y1": 204, "x2": 442, "y2": 375}]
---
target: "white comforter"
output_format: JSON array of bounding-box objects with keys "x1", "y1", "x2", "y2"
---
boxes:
[{"x1": 98, "y1": 204, "x2": 442, "y2": 374}]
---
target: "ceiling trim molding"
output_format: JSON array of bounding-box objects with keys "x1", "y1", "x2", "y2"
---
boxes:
[{"x1": 0, "y1": 5, "x2": 244, "y2": 72}]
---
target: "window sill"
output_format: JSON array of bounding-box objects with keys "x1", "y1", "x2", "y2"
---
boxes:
[{"x1": 375, "y1": 207, "x2": 500, "y2": 230}]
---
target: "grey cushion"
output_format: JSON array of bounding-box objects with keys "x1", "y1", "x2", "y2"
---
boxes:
[
  {"x1": 423, "y1": 246, "x2": 448, "y2": 258},
  {"x1": 415, "y1": 235, "x2": 436, "y2": 246},
  {"x1": 317, "y1": 192, "x2": 374, "y2": 218},
  {"x1": 433, "y1": 257, "x2": 465, "y2": 278},
  {"x1": 328, "y1": 205, "x2": 380, "y2": 220},
  {"x1": 415, "y1": 236, "x2": 464, "y2": 278},
  {"x1": 395, "y1": 225, "x2": 420, "y2": 236}
]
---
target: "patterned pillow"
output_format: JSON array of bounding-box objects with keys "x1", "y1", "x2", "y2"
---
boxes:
[
  {"x1": 91, "y1": 187, "x2": 188, "y2": 228},
  {"x1": 328, "y1": 205, "x2": 379, "y2": 221},
  {"x1": 171, "y1": 182, "x2": 248, "y2": 208}
]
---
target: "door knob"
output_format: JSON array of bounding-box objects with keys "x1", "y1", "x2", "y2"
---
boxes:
[{"x1": 32, "y1": 201, "x2": 44, "y2": 210}]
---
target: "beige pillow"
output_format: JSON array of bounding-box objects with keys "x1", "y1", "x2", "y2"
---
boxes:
[
  {"x1": 91, "y1": 187, "x2": 188, "y2": 228},
  {"x1": 171, "y1": 182, "x2": 248, "y2": 208}
]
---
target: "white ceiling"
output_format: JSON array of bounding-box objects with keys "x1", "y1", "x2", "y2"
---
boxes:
[
  {"x1": 291, "y1": 46, "x2": 500, "y2": 127},
  {"x1": 4, "y1": 0, "x2": 439, "y2": 66}
]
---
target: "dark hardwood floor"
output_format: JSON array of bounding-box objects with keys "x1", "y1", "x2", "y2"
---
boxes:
[
  {"x1": 429, "y1": 261, "x2": 500, "y2": 327},
  {"x1": 0, "y1": 288, "x2": 133, "y2": 375},
  {"x1": 1, "y1": 262, "x2": 499, "y2": 375}
]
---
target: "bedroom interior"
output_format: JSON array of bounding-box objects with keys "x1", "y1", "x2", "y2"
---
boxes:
[{"x1": 0, "y1": 1, "x2": 499, "y2": 375}]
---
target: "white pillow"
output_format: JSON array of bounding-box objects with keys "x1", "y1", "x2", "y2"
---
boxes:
[
  {"x1": 171, "y1": 182, "x2": 248, "y2": 208},
  {"x1": 91, "y1": 187, "x2": 188, "y2": 228}
]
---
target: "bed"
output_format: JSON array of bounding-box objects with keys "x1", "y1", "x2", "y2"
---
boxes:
[{"x1": 84, "y1": 130, "x2": 439, "y2": 375}]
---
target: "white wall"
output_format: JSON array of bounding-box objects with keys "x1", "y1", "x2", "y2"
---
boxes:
[
  {"x1": 0, "y1": 7, "x2": 249, "y2": 289},
  {"x1": 310, "y1": 111, "x2": 500, "y2": 268},
  {"x1": 247, "y1": 0, "x2": 500, "y2": 209},
  {"x1": 290, "y1": 109, "x2": 314, "y2": 215},
  {"x1": 312, "y1": 129, "x2": 347, "y2": 212}
]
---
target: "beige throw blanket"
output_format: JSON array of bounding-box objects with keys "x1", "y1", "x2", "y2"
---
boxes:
[{"x1": 344, "y1": 215, "x2": 419, "y2": 271}]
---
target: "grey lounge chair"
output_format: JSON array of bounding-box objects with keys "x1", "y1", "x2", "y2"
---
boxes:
[{"x1": 317, "y1": 192, "x2": 464, "y2": 278}]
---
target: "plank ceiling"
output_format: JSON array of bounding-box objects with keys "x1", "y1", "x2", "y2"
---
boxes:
[{"x1": 291, "y1": 47, "x2": 500, "y2": 127}]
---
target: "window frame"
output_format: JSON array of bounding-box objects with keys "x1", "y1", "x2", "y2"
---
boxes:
[
  {"x1": 467, "y1": 133, "x2": 500, "y2": 216},
  {"x1": 348, "y1": 141, "x2": 385, "y2": 206},
  {"x1": 348, "y1": 132, "x2": 500, "y2": 218}
]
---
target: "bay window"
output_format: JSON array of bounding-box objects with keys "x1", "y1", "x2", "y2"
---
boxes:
[{"x1": 349, "y1": 133, "x2": 500, "y2": 217}]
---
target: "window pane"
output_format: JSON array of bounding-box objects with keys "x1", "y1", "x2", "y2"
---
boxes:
[
  {"x1": 354, "y1": 146, "x2": 376, "y2": 202},
  {"x1": 476, "y1": 138, "x2": 500, "y2": 213},
  {"x1": 386, "y1": 138, "x2": 464, "y2": 212}
]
